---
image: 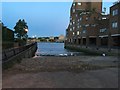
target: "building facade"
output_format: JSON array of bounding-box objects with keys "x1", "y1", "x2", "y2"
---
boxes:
[
  {"x1": 2, "y1": 24, "x2": 14, "y2": 49},
  {"x1": 65, "y1": 1, "x2": 120, "y2": 51},
  {"x1": 109, "y1": 2, "x2": 120, "y2": 47}
]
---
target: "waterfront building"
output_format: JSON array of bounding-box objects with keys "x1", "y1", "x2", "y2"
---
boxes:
[
  {"x1": 49, "y1": 36, "x2": 54, "y2": 42},
  {"x1": 66, "y1": 1, "x2": 102, "y2": 46},
  {"x1": 109, "y1": 2, "x2": 120, "y2": 47},
  {"x1": 58, "y1": 34, "x2": 65, "y2": 42},
  {"x1": 65, "y1": 1, "x2": 120, "y2": 52},
  {"x1": 96, "y1": 15, "x2": 110, "y2": 49},
  {"x1": 0, "y1": 22, "x2": 2, "y2": 49}
]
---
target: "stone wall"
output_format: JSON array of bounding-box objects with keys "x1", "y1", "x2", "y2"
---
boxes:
[
  {"x1": 65, "y1": 44, "x2": 119, "y2": 56},
  {"x1": 2, "y1": 42, "x2": 37, "y2": 69}
]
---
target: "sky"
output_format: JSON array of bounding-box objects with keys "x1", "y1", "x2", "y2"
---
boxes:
[{"x1": 1, "y1": 1, "x2": 115, "y2": 37}]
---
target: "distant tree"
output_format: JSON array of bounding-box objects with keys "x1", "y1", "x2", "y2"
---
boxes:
[
  {"x1": 38, "y1": 37, "x2": 42, "y2": 40},
  {"x1": 28, "y1": 37, "x2": 32, "y2": 39},
  {"x1": 14, "y1": 19, "x2": 28, "y2": 46}
]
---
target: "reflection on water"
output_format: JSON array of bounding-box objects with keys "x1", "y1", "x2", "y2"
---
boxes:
[{"x1": 36, "y1": 42, "x2": 84, "y2": 56}]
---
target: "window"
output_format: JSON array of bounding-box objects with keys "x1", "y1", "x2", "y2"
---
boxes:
[
  {"x1": 73, "y1": 9, "x2": 75, "y2": 13},
  {"x1": 73, "y1": 21, "x2": 75, "y2": 24},
  {"x1": 86, "y1": 17, "x2": 89, "y2": 20},
  {"x1": 77, "y1": 2, "x2": 81, "y2": 5},
  {"x1": 91, "y1": 24, "x2": 96, "y2": 27},
  {"x1": 73, "y1": 27, "x2": 75, "y2": 30},
  {"x1": 68, "y1": 39, "x2": 70, "y2": 42},
  {"x1": 85, "y1": 24, "x2": 89, "y2": 27},
  {"x1": 77, "y1": 26, "x2": 79, "y2": 28},
  {"x1": 112, "y1": 22, "x2": 118, "y2": 28},
  {"x1": 100, "y1": 28, "x2": 107, "y2": 33},
  {"x1": 115, "y1": 22, "x2": 118, "y2": 28},
  {"x1": 80, "y1": 17, "x2": 82, "y2": 21},
  {"x1": 77, "y1": 31, "x2": 80, "y2": 35},
  {"x1": 73, "y1": 32, "x2": 75, "y2": 36},
  {"x1": 70, "y1": 28, "x2": 72, "y2": 31},
  {"x1": 83, "y1": 30, "x2": 86, "y2": 33},
  {"x1": 73, "y1": 3, "x2": 75, "y2": 6},
  {"x1": 112, "y1": 9, "x2": 118, "y2": 16},
  {"x1": 102, "y1": 17, "x2": 107, "y2": 19},
  {"x1": 76, "y1": 14, "x2": 78, "y2": 17}
]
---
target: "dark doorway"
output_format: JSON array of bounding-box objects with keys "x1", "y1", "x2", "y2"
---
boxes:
[
  {"x1": 83, "y1": 38, "x2": 86, "y2": 45},
  {"x1": 101, "y1": 37, "x2": 108, "y2": 46},
  {"x1": 89, "y1": 38, "x2": 96, "y2": 46},
  {"x1": 78, "y1": 39, "x2": 81, "y2": 44}
]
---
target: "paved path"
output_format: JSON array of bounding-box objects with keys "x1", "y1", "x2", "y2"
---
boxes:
[
  {"x1": 3, "y1": 68, "x2": 118, "y2": 88},
  {"x1": 2, "y1": 56, "x2": 119, "y2": 88}
]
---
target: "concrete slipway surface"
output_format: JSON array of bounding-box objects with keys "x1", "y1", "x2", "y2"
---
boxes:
[{"x1": 2, "y1": 56, "x2": 119, "y2": 88}]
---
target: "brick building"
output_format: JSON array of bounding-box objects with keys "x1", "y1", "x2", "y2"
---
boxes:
[
  {"x1": 96, "y1": 15, "x2": 110, "y2": 48},
  {"x1": 65, "y1": 1, "x2": 120, "y2": 51},
  {"x1": 2, "y1": 24, "x2": 14, "y2": 49},
  {"x1": 65, "y1": 1, "x2": 102, "y2": 46},
  {"x1": 109, "y1": 2, "x2": 120, "y2": 47}
]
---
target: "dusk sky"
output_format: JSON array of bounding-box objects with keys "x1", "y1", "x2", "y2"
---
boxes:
[{"x1": 2, "y1": 1, "x2": 114, "y2": 37}]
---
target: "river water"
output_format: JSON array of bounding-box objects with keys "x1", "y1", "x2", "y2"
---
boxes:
[{"x1": 36, "y1": 42, "x2": 84, "y2": 56}]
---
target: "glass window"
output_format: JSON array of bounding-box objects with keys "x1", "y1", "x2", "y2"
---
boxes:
[
  {"x1": 85, "y1": 24, "x2": 89, "y2": 27},
  {"x1": 92, "y1": 24, "x2": 96, "y2": 27},
  {"x1": 86, "y1": 17, "x2": 89, "y2": 20},
  {"x1": 73, "y1": 3, "x2": 75, "y2": 6},
  {"x1": 77, "y1": 31, "x2": 80, "y2": 35},
  {"x1": 76, "y1": 14, "x2": 78, "y2": 17},
  {"x1": 73, "y1": 27, "x2": 75, "y2": 30},
  {"x1": 73, "y1": 9, "x2": 75, "y2": 13},
  {"x1": 100, "y1": 28, "x2": 107, "y2": 33},
  {"x1": 115, "y1": 22, "x2": 118, "y2": 28},
  {"x1": 112, "y1": 9, "x2": 118, "y2": 16},
  {"x1": 112, "y1": 22, "x2": 118, "y2": 28},
  {"x1": 73, "y1": 21, "x2": 75, "y2": 24},
  {"x1": 77, "y1": 2, "x2": 81, "y2": 5},
  {"x1": 83, "y1": 30, "x2": 86, "y2": 33},
  {"x1": 80, "y1": 17, "x2": 82, "y2": 21},
  {"x1": 70, "y1": 28, "x2": 72, "y2": 31},
  {"x1": 112, "y1": 23, "x2": 114, "y2": 28},
  {"x1": 70, "y1": 23, "x2": 72, "y2": 25},
  {"x1": 102, "y1": 17, "x2": 107, "y2": 19},
  {"x1": 73, "y1": 32, "x2": 75, "y2": 35}
]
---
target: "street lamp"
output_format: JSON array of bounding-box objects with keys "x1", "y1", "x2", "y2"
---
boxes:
[
  {"x1": 24, "y1": 28, "x2": 28, "y2": 44},
  {"x1": 25, "y1": 28, "x2": 28, "y2": 32}
]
